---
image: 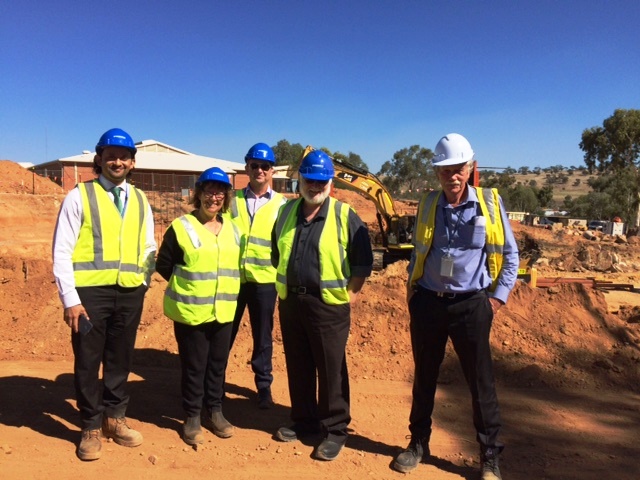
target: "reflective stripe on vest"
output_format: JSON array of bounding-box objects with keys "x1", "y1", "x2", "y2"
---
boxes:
[
  {"x1": 72, "y1": 181, "x2": 148, "y2": 287},
  {"x1": 408, "y1": 187, "x2": 505, "y2": 292},
  {"x1": 163, "y1": 215, "x2": 241, "y2": 325},
  {"x1": 229, "y1": 190, "x2": 285, "y2": 283},
  {"x1": 476, "y1": 187, "x2": 505, "y2": 291},
  {"x1": 274, "y1": 197, "x2": 351, "y2": 305}
]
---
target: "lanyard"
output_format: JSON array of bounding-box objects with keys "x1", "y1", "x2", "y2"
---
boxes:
[{"x1": 443, "y1": 206, "x2": 464, "y2": 255}]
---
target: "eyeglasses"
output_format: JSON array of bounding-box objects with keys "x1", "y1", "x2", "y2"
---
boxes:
[
  {"x1": 249, "y1": 162, "x2": 272, "y2": 171},
  {"x1": 304, "y1": 178, "x2": 330, "y2": 186},
  {"x1": 202, "y1": 190, "x2": 226, "y2": 199},
  {"x1": 437, "y1": 165, "x2": 469, "y2": 177}
]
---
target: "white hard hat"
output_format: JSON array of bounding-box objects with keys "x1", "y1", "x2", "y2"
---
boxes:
[{"x1": 432, "y1": 133, "x2": 474, "y2": 166}]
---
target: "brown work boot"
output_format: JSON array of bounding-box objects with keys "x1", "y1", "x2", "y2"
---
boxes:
[
  {"x1": 77, "y1": 429, "x2": 102, "y2": 461},
  {"x1": 183, "y1": 416, "x2": 204, "y2": 445},
  {"x1": 202, "y1": 410, "x2": 234, "y2": 438},
  {"x1": 102, "y1": 416, "x2": 143, "y2": 447}
]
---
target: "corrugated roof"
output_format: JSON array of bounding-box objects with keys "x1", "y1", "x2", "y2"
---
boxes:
[{"x1": 58, "y1": 140, "x2": 245, "y2": 174}]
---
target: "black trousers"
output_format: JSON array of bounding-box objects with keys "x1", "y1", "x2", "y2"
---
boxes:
[
  {"x1": 230, "y1": 282, "x2": 277, "y2": 391},
  {"x1": 174, "y1": 320, "x2": 232, "y2": 417},
  {"x1": 279, "y1": 293, "x2": 351, "y2": 444},
  {"x1": 407, "y1": 288, "x2": 503, "y2": 453},
  {"x1": 73, "y1": 284, "x2": 147, "y2": 430}
]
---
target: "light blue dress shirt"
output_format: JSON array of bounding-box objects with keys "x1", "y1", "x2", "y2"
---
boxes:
[{"x1": 410, "y1": 187, "x2": 519, "y2": 304}]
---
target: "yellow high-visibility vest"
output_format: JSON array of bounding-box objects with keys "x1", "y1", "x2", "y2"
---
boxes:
[
  {"x1": 72, "y1": 180, "x2": 150, "y2": 288},
  {"x1": 408, "y1": 187, "x2": 505, "y2": 291},
  {"x1": 274, "y1": 197, "x2": 351, "y2": 305},
  {"x1": 164, "y1": 214, "x2": 241, "y2": 325},
  {"x1": 229, "y1": 189, "x2": 285, "y2": 283}
]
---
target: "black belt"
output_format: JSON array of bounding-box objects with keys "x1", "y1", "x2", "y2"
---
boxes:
[
  {"x1": 288, "y1": 286, "x2": 320, "y2": 295},
  {"x1": 418, "y1": 286, "x2": 481, "y2": 301}
]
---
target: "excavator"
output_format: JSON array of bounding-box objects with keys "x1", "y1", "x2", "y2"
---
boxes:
[{"x1": 331, "y1": 157, "x2": 416, "y2": 269}]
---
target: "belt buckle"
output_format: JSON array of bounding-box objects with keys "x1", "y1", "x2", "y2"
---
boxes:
[
  {"x1": 437, "y1": 291, "x2": 456, "y2": 299},
  {"x1": 297, "y1": 286, "x2": 307, "y2": 294}
]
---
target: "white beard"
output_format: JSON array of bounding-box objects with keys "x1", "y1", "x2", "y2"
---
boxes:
[{"x1": 300, "y1": 181, "x2": 330, "y2": 205}]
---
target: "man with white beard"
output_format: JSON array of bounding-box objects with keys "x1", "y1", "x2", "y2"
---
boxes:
[{"x1": 271, "y1": 149, "x2": 373, "y2": 461}]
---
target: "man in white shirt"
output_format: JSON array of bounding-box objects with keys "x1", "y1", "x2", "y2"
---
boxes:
[{"x1": 52, "y1": 128, "x2": 156, "y2": 461}]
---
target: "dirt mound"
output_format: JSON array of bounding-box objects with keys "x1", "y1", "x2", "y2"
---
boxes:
[
  {"x1": 495, "y1": 282, "x2": 640, "y2": 391},
  {"x1": 4, "y1": 252, "x2": 638, "y2": 396},
  {"x1": 0, "y1": 160, "x2": 64, "y2": 194}
]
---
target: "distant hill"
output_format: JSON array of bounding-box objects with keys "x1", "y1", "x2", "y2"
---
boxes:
[{"x1": 490, "y1": 169, "x2": 598, "y2": 204}]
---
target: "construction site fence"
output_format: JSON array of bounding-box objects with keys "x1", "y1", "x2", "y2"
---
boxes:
[{"x1": 30, "y1": 170, "x2": 196, "y2": 245}]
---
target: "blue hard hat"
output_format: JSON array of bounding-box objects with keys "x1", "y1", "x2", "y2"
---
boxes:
[
  {"x1": 196, "y1": 167, "x2": 231, "y2": 187},
  {"x1": 299, "y1": 150, "x2": 334, "y2": 181},
  {"x1": 245, "y1": 142, "x2": 275, "y2": 163},
  {"x1": 95, "y1": 128, "x2": 137, "y2": 155}
]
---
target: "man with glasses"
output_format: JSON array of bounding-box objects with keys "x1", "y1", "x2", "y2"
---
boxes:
[
  {"x1": 228, "y1": 143, "x2": 286, "y2": 409},
  {"x1": 271, "y1": 149, "x2": 373, "y2": 461},
  {"x1": 393, "y1": 133, "x2": 518, "y2": 480}
]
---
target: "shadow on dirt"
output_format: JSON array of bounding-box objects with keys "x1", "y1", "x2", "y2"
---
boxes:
[
  {"x1": 2, "y1": 345, "x2": 639, "y2": 479},
  {"x1": 0, "y1": 372, "x2": 78, "y2": 444},
  {"x1": 127, "y1": 353, "x2": 294, "y2": 441}
]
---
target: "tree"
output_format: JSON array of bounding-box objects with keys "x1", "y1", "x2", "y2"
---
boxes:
[
  {"x1": 562, "y1": 195, "x2": 575, "y2": 212},
  {"x1": 480, "y1": 171, "x2": 517, "y2": 189},
  {"x1": 272, "y1": 140, "x2": 370, "y2": 171},
  {"x1": 586, "y1": 166, "x2": 639, "y2": 223},
  {"x1": 580, "y1": 109, "x2": 640, "y2": 173},
  {"x1": 536, "y1": 185, "x2": 554, "y2": 208},
  {"x1": 505, "y1": 184, "x2": 539, "y2": 213},
  {"x1": 580, "y1": 109, "x2": 640, "y2": 224},
  {"x1": 567, "y1": 192, "x2": 613, "y2": 220},
  {"x1": 272, "y1": 139, "x2": 305, "y2": 166},
  {"x1": 378, "y1": 145, "x2": 437, "y2": 198},
  {"x1": 329, "y1": 151, "x2": 369, "y2": 171}
]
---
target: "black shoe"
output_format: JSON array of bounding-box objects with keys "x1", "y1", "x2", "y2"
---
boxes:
[
  {"x1": 480, "y1": 451, "x2": 502, "y2": 480},
  {"x1": 182, "y1": 416, "x2": 204, "y2": 445},
  {"x1": 201, "y1": 410, "x2": 234, "y2": 438},
  {"x1": 314, "y1": 439, "x2": 344, "y2": 461},
  {"x1": 392, "y1": 436, "x2": 430, "y2": 473},
  {"x1": 258, "y1": 388, "x2": 273, "y2": 410},
  {"x1": 275, "y1": 422, "x2": 320, "y2": 442}
]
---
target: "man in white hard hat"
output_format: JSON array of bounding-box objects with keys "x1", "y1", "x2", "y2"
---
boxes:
[{"x1": 393, "y1": 133, "x2": 519, "y2": 480}]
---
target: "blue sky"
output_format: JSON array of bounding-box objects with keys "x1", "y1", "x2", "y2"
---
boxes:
[{"x1": 1, "y1": 1, "x2": 638, "y2": 173}]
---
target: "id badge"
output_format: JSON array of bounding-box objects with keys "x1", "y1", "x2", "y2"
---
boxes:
[{"x1": 440, "y1": 254, "x2": 454, "y2": 277}]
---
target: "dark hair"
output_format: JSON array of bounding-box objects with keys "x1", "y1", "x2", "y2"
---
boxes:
[
  {"x1": 92, "y1": 152, "x2": 136, "y2": 176},
  {"x1": 92, "y1": 154, "x2": 102, "y2": 175},
  {"x1": 191, "y1": 181, "x2": 232, "y2": 212}
]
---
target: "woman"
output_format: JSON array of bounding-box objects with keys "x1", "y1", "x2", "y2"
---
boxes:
[{"x1": 156, "y1": 167, "x2": 242, "y2": 446}]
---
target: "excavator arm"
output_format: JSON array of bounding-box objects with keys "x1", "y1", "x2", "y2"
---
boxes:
[
  {"x1": 334, "y1": 159, "x2": 415, "y2": 250},
  {"x1": 332, "y1": 158, "x2": 400, "y2": 221}
]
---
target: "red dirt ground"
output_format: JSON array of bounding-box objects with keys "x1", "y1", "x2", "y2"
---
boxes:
[{"x1": 0, "y1": 160, "x2": 639, "y2": 479}]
